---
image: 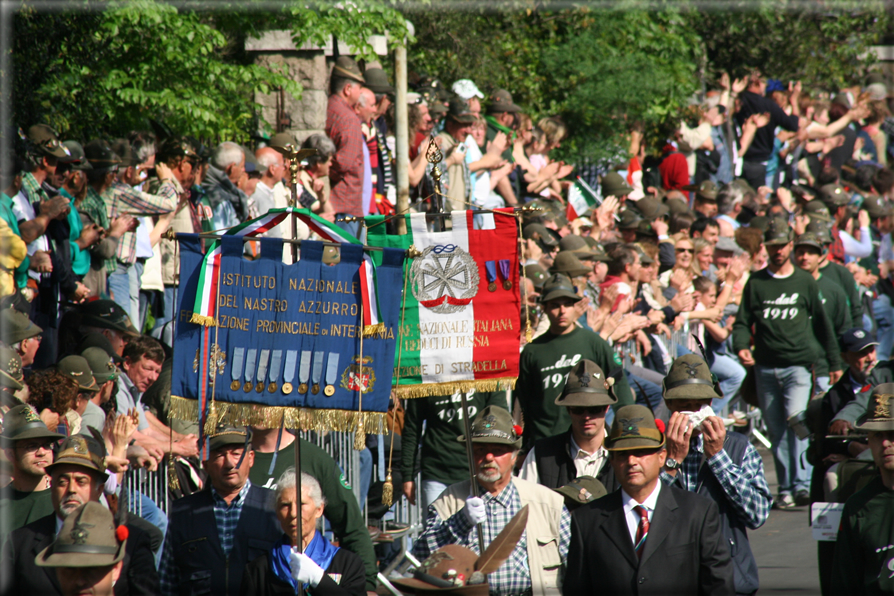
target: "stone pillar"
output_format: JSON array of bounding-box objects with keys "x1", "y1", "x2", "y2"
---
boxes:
[{"x1": 246, "y1": 31, "x2": 388, "y2": 145}]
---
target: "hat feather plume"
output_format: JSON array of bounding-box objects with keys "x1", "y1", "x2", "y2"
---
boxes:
[{"x1": 475, "y1": 505, "x2": 528, "y2": 574}]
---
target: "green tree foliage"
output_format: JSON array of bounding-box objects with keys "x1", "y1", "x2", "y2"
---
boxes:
[
  {"x1": 409, "y1": 5, "x2": 702, "y2": 161},
  {"x1": 12, "y1": 0, "x2": 408, "y2": 142},
  {"x1": 695, "y1": 1, "x2": 890, "y2": 91}
]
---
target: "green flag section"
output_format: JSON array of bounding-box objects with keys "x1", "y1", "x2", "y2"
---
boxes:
[
  {"x1": 365, "y1": 210, "x2": 521, "y2": 398},
  {"x1": 566, "y1": 176, "x2": 600, "y2": 221}
]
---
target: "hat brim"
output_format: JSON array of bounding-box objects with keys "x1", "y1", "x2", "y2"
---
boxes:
[
  {"x1": 763, "y1": 237, "x2": 792, "y2": 246},
  {"x1": 551, "y1": 267, "x2": 590, "y2": 278},
  {"x1": 555, "y1": 389, "x2": 617, "y2": 407},
  {"x1": 794, "y1": 240, "x2": 823, "y2": 251},
  {"x1": 456, "y1": 434, "x2": 522, "y2": 449},
  {"x1": 663, "y1": 383, "x2": 721, "y2": 400},
  {"x1": 539, "y1": 289, "x2": 582, "y2": 304},
  {"x1": 46, "y1": 458, "x2": 109, "y2": 482},
  {"x1": 368, "y1": 84, "x2": 396, "y2": 96},
  {"x1": 79, "y1": 314, "x2": 139, "y2": 336},
  {"x1": 604, "y1": 186, "x2": 635, "y2": 198},
  {"x1": 35, "y1": 540, "x2": 126, "y2": 568},
  {"x1": 0, "y1": 370, "x2": 24, "y2": 391},
  {"x1": 392, "y1": 577, "x2": 489, "y2": 595},
  {"x1": 855, "y1": 415, "x2": 894, "y2": 431},
  {"x1": 1, "y1": 425, "x2": 65, "y2": 444},
  {"x1": 606, "y1": 436, "x2": 666, "y2": 451},
  {"x1": 845, "y1": 340, "x2": 879, "y2": 353},
  {"x1": 448, "y1": 113, "x2": 477, "y2": 124},
  {"x1": 208, "y1": 434, "x2": 249, "y2": 452}
]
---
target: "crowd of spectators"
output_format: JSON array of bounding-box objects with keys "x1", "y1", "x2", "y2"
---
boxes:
[{"x1": 1, "y1": 52, "x2": 894, "y2": 595}]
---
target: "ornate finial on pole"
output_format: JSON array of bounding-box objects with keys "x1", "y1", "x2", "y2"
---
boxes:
[
  {"x1": 425, "y1": 135, "x2": 444, "y2": 213},
  {"x1": 272, "y1": 144, "x2": 316, "y2": 208}
]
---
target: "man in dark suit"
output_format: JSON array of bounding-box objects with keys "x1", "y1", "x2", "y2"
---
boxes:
[
  {"x1": 158, "y1": 425, "x2": 281, "y2": 596},
  {"x1": 0, "y1": 433, "x2": 159, "y2": 596},
  {"x1": 563, "y1": 404, "x2": 734, "y2": 596}
]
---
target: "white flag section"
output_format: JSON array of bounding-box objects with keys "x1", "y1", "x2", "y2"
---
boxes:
[{"x1": 409, "y1": 213, "x2": 477, "y2": 385}]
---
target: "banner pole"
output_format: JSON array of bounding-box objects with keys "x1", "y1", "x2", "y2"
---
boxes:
[{"x1": 459, "y1": 390, "x2": 485, "y2": 554}]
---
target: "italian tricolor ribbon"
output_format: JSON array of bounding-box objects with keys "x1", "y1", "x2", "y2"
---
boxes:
[{"x1": 190, "y1": 208, "x2": 383, "y2": 334}]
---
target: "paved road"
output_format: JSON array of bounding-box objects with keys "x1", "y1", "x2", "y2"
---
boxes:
[{"x1": 750, "y1": 445, "x2": 821, "y2": 595}]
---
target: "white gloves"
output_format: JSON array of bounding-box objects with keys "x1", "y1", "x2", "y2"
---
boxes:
[
  {"x1": 290, "y1": 549, "x2": 325, "y2": 588},
  {"x1": 463, "y1": 496, "x2": 487, "y2": 525}
]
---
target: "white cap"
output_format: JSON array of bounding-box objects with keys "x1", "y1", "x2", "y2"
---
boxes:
[{"x1": 452, "y1": 79, "x2": 484, "y2": 100}]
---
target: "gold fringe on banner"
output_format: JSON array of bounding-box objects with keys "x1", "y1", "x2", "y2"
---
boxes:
[
  {"x1": 170, "y1": 395, "x2": 388, "y2": 434},
  {"x1": 362, "y1": 323, "x2": 385, "y2": 337},
  {"x1": 353, "y1": 415, "x2": 366, "y2": 450},
  {"x1": 393, "y1": 377, "x2": 518, "y2": 399},
  {"x1": 189, "y1": 313, "x2": 217, "y2": 327}
]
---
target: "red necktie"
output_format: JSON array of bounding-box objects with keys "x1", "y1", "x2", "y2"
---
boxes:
[{"x1": 634, "y1": 505, "x2": 650, "y2": 559}]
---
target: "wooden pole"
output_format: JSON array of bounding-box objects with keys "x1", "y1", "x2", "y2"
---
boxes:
[
  {"x1": 459, "y1": 391, "x2": 485, "y2": 554},
  {"x1": 394, "y1": 40, "x2": 409, "y2": 235}
]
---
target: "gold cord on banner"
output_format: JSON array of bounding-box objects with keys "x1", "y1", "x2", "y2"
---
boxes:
[
  {"x1": 382, "y1": 252, "x2": 415, "y2": 507},
  {"x1": 516, "y1": 214, "x2": 532, "y2": 343},
  {"x1": 354, "y1": 303, "x2": 366, "y2": 451}
]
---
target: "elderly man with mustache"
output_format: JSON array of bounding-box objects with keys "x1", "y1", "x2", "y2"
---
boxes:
[
  {"x1": 1, "y1": 433, "x2": 158, "y2": 596},
  {"x1": 414, "y1": 405, "x2": 571, "y2": 596}
]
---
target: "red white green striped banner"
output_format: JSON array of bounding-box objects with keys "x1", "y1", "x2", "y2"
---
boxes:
[{"x1": 190, "y1": 208, "x2": 382, "y2": 333}]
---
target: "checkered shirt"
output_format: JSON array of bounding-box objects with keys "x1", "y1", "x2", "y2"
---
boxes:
[
  {"x1": 79, "y1": 186, "x2": 114, "y2": 272},
  {"x1": 106, "y1": 180, "x2": 177, "y2": 264},
  {"x1": 659, "y1": 435, "x2": 772, "y2": 529},
  {"x1": 325, "y1": 94, "x2": 365, "y2": 216},
  {"x1": 158, "y1": 480, "x2": 253, "y2": 596},
  {"x1": 414, "y1": 481, "x2": 571, "y2": 596},
  {"x1": 19, "y1": 172, "x2": 50, "y2": 206}
]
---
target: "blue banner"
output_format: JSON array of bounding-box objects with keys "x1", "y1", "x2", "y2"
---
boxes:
[{"x1": 171, "y1": 234, "x2": 404, "y2": 424}]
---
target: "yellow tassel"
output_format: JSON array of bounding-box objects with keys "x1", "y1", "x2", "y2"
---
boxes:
[
  {"x1": 168, "y1": 457, "x2": 180, "y2": 491},
  {"x1": 382, "y1": 472, "x2": 393, "y2": 507},
  {"x1": 353, "y1": 415, "x2": 365, "y2": 450},
  {"x1": 525, "y1": 318, "x2": 533, "y2": 343},
  {"x1": 203, "y1": 401, "x2": 218, "y2": 436}
]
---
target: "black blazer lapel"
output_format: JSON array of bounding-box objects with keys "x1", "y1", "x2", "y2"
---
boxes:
[
  {"x1": 639, "y1": 484, "x2": 679, "y2": 566},
  {"x1": 599, "y1": 493, "x2": 639, "y2": 569},
  {"x1": 29, "y1": 514, "x2": 63, "y2": 593}
]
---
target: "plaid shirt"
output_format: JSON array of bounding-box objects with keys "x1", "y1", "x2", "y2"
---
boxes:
[
  {"x1": 158, "y1": 480, "x2": 253, "y2": 596},
  {"x1": 79, "y1": 186, "x2": 114, "y2": 273},
  {"x1": 106, "y1": 180, "x2": 177, "y2": 264},
  {"x1": 325, "y1": 94, "x2": 365, "y2": 216},
  {"x1": 414, "y1": 481, "x2": 571, "y2": 596},
  {"x1": 19, "y1": 172, "x2": 50, "y2": 206},
  {"x1": 660, "y1": 435, "x2": 772, "y2": 530}
]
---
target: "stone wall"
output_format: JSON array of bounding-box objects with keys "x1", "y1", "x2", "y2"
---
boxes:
[{"x1": 246, "y1": 30, "x2": 388, "y2": 145}]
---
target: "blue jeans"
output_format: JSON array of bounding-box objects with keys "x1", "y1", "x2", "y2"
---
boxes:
[
  {"x1": 421, "y1": 479, "x2": 448, "y2": 511},
  {"x1": 874, "y1": 293, "x2": 894, "y2": 361},
  {"x1": 358, "y1": 447, "x2": 372, "y2": 512},
  {"x1": 709, "y1": 354, "x2": 746, "y2": 414},
  {"x1": 755, "y1": 365, "x2": 813, "y2": 495},
  {"x1": 107, "y1": 260, "x2": 143, "y2": 327},
  {"x1": 152, "y1": 285, "x2": 178, "y2": 342}
]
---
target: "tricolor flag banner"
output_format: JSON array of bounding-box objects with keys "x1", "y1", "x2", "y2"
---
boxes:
[
  {"x1": 566, "y1": 176, "x2": 601, "y2": 221},
  {"x1": 190, "y1": 208, "x2": 382, "y2": 334},
  {"x1": 365, "y1": 209, "x2": 520, "y2": 398}
]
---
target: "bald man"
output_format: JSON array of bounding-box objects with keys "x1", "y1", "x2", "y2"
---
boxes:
[{"x1": 252, "y1": 147, "x2": 285, "y2": 219}]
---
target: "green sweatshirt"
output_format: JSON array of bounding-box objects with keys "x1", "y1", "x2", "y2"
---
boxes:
[
  {"x1": 811, "y1": 271, "x2": 853, "y2": 376},
  {"x1": 831, "y1": 475, "x2": 894, "y2": 595},
  {"x1": 733, "y1": 267, "x2": 842, "y2": 371},
  {"x1": 249, "y1": 437, "x2": 378, "y2": 591},
  {"x1": 516, "y1": 326, "x2": 633, "y2": 451},
  {"x1": 400, "y1": 390, "x2": 507, "y2": 485},
  {"x1": 820, "y1": 260, "x2": 863, "y2": 329}
]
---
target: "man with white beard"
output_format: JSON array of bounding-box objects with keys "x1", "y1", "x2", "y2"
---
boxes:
[{"x1": 414, "y1": 406, "x2": 571, "y2": 596}]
